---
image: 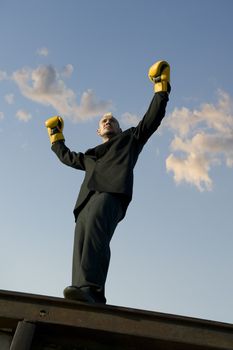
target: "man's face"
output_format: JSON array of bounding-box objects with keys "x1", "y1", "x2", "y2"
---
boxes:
[{"x1": 97, "y1": 113, "x2": 121, "y2": 140}]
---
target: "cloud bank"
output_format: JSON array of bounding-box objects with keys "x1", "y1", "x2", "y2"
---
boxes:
[
  {"x1": 2, "y1": 60, "x2": 232, "y2": 192},
  {"x1": 11, "y1": 64, "x2": 112, "y2": 121},
  {"x1": 165, "y1": 90, "x2": 233, "y2": 191}
]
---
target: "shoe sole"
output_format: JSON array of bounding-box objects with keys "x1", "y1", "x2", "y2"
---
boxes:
[{"x1": 63, "y1": 287, "x2": 95, "y2": 303}]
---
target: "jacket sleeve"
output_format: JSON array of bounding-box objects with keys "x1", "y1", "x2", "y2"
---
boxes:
[
  {"x1": 133, "y1": 92, "x2": 169, "y2": 146},
  {"x1": 51, "y1": 141, "x2": 85, "y2": 171}
]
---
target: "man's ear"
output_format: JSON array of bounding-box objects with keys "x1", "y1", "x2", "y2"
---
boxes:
[{"x1": 97, "y1": 128, "x2": 101, "y2": 136}]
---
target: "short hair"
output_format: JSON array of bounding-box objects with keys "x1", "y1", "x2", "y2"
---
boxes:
[
  {"x1": 100, "y1": 113, "x2": 120, "y2": 128},
  {"x1": 102, "y1": 112, "x2": 113, "y2": 118}
]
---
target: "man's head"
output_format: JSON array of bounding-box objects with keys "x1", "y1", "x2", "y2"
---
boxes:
[{"x1": 97, "y1": 112, "x2": 122, "y2": 142}]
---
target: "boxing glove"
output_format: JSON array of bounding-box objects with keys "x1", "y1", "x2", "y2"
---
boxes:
[
  {"x1": 148, "y1": 60, "x2": 170, "y2": 93},
  {"x1": 45, "y1": 116, "x2": 65, "y2": 144}
]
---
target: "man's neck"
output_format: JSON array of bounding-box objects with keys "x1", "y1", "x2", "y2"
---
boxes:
[{"x1": 101, "y1": 134, "x2": 114, "y2": 143}]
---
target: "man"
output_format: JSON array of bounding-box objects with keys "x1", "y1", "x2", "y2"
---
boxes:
[{"x1": 45, "y1": 60, "x2": 170, "y2": 304}]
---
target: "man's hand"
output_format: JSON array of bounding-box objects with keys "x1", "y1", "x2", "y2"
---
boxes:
[
  {"x1": 148, "y1": 60, "x2": 170, "y2": 93},
  {"x1": 45, "y1": 116, "x2": 65, "y2": 144}
]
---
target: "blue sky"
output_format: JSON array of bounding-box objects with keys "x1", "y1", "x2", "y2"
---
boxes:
[{"x1": 0, "y1": 0, "x2": 233, "y2": 324}]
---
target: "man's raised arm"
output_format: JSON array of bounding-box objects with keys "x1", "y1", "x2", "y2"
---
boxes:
[
  {"x1": 134, "y1": 60, "x2": 170, "y2": 145},
  {"x1": 45, "y1": 116, "x2": 85, "y2": 171}
]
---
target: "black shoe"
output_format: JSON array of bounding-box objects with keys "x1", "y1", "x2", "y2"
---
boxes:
[
  {"x1": 81, "y1": 286, "x2": 107, "y2": 304},
  {"x1": 63, "y1": 286, "x2": 95, "y2": 303}
]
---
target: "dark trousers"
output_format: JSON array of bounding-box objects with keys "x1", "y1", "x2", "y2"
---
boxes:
[{"x1": 72, "y1": 192, "x2": 125, "y2": 303}]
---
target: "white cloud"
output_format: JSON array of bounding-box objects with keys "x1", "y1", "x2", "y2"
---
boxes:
[
  {"x1": 73, "y1": 89, "x2": 113, "y2": 121},
  {"x1": 61, "y1": 64, "x2": 74, "y2": 78},
  {"x1": 165, "y1": 90, "x2": 233, "y2": 191},
  {"x1": 0, "y1": 70, "x2": 8, "y2": 80},
  {"x1": 0, "y1": 112, "x2": 4, "y2": 120},
  {"x1": 11, "y1": 64, "x2": 112, "y2": 121},
  {"x1": 121, "y1": 112, "x2": 140, "y2": 126},
  {"x1": 16, "y1": 109, "x2": 32, "y2": 122},
  {"x1": 36, "y1": 47, "x2": 49, "y2": 56},
  {"x1": 4, "y1": 93, "x2": 14, "y2": 104}
]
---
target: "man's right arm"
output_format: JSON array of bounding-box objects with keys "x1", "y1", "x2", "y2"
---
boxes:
[
  {"x1": 45, "y1": 116, "x2": 85, "y2": 171},
  {"x1": 51, "y1": 141, "x2": 86, "y2": 171}
]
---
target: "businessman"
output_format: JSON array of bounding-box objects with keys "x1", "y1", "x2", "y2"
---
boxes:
[{"x1": 45, "y1": 60, "x2": 170, "y2": 304}]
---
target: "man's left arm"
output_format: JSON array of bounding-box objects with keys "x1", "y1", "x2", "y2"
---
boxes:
[{"x1": 134, "y1": 60, "x2": 170, "y2": 145}]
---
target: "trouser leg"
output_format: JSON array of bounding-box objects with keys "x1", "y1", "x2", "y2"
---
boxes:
[{"x1": 72, "y1": 192, "x2": 124, "y2": 302}]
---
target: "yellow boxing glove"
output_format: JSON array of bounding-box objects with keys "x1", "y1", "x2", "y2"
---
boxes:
[
  {"x1": 45, "y1": 116, "x2": 65, "y2": 144},
  {"x1": 148, "y1": 60, "x2": 170, "y2": 93}
]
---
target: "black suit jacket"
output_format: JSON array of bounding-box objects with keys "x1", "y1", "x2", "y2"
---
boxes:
[{"x1": 52, "y1": 92, "x2": 169, "y2": 220}]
